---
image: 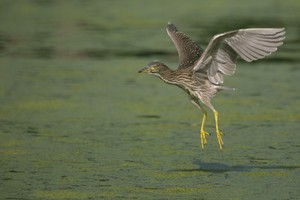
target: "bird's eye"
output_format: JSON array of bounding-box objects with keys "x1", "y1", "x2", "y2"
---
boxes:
[{"x1": 150, "y1": 65, "x2": 157, "y2": 71}]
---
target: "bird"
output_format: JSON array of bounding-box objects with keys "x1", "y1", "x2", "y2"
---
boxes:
[{"x1": 139, "y1": 22, "x2": 285, "y2": 150}]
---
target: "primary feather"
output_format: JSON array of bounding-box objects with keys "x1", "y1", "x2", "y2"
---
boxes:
[{"x1": 193, "y1": 28, "x2": 285, "y2": 84}]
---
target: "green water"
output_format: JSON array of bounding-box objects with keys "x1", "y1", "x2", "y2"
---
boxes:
[{"x1": 1, "y1": 1, "x2": 300, "y2": 199}]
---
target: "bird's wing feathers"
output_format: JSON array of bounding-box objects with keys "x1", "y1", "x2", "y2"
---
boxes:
[
  {"x1": 166, "y1": 22, "x2": 204, "y2": 69},
  {"x1": 193, "y1": 28, "x2": 285, "y2": 85}
]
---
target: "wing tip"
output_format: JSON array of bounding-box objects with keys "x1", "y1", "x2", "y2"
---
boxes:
[
  {"x1": 166, "y1": 21, "x2": 177, "y2": 32},
  {"x1": 243, "y1": 27, "x2": 286, "y2": 35}
]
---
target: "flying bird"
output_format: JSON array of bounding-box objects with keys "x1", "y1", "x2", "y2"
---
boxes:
[{"x1": 139, "y1": 22, "x2": 285, "y2": 150}]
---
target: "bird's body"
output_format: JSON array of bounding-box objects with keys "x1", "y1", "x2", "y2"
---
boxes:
[
  {"x1": 139, "y1": 22, "x2": 285, "y2": 150},
  {"x1": 153, "y1": 64, "x2": 220, "y2": 105}
]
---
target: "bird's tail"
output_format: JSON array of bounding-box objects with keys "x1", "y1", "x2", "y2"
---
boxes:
[{"x1": 215, "y1": 85, "x2": 237, "y2": 91}]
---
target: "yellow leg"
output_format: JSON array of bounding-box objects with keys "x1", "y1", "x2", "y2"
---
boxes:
[
  {"x1": 200, "y1": 112, "x2": 210, "y2": 149},
  {"x1": 214, "y1": 111, "x2": 224, "y2": 150}
]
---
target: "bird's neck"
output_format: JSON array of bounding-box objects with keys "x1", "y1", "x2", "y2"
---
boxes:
[{"x1": 156, "y1": 67, "x2": 179, "y2": 85}]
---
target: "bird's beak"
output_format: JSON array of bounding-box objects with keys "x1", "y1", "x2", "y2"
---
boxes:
[{"x1": 138, "y1": 66, "x2": 150, "y2": 73}]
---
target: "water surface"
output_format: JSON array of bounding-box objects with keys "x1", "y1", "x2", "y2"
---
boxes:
[{"x1": 0, "y1": 1, "x2": 300, "y2": 199}]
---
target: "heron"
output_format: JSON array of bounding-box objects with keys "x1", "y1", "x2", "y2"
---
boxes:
[{"x1": 139, "y1": 22, "x2": 285, "y2": 150}]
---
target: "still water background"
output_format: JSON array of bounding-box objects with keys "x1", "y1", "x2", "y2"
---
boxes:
[{"x1": 0, "y1": 1, "x2": 300, "y2": 199}]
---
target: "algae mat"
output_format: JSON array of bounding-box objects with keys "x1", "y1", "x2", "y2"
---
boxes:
[{"x1": 0, "y1": 1, "x2": 300, "y2": 199}]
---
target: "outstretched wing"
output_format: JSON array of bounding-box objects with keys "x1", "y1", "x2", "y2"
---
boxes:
[
  {"x1": 193, "y1": 28, "x2": 285, "y2": 85},
  {"x1": 166, "y1": 22, "x2": 204, "y2": 69}
]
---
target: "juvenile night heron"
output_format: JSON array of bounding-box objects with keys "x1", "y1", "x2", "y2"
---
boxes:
[{"x1": 139, "y1": 22, "x2": 285, "y2": 150}]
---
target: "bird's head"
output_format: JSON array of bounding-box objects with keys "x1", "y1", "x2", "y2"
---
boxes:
[{"x1": 138, "y1": 61, "x2": 169, "y2": 76}]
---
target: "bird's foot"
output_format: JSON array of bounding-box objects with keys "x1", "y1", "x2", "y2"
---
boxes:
[
  {"x1": 200, "y1": 130, "x2": 210, "y2": 149},
  {"x1": 216, "y1": 131, "x2": 224, "y2": 150}
]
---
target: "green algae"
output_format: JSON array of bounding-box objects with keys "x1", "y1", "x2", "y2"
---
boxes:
[
  {"x1": 33, "y1": 190, "x2": 97, "y2": 199},
  {"x1": 0, "y1": 1, "x2": 300, "y2": 200},
  {"x1": 242, "y1": 171, "x2": 289, "y2": 177}
]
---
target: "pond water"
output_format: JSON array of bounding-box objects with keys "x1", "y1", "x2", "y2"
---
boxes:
[{"x1": 0, "y1": 1, "x2": 300, "y2": 199}]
